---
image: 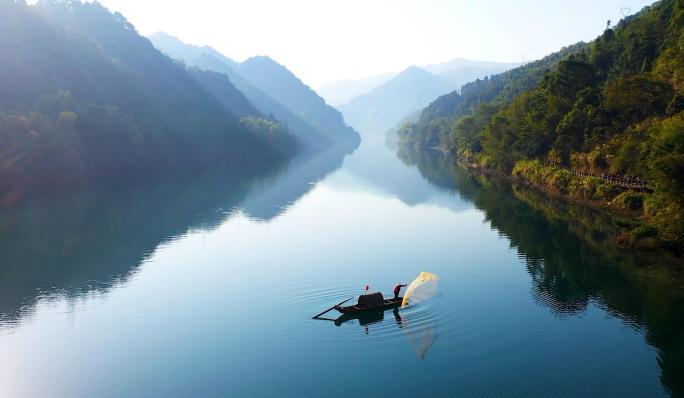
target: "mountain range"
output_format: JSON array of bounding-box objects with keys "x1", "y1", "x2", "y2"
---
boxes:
[
  {"x1": 328, "y1": 59, "x2": 518, "y2": 136},
  {"x1": 319, "y1": 58, "x2": 518, "y2": 107},
  {"x1": 338, "y1": 66, "x2": 454, "y2": 134},
  {"x1": 317, "y1": 73, "x2": 397, "y2": 107},
  {"x1": 148, "y1": 32, "x2": 359, "y2": 148},
  {"x1": 0, "y1": 0, "x2": 298, "y2": 202},
  {"x1": 421, "y1": 58, "x2": 520, "y2": 86}
]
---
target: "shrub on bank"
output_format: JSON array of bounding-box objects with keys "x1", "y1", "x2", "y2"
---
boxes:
[
  {"x1": 644, "y1": 195, "x2": 684, "y2": 249},
  {"x1": 612, "y1": 191, "x2": 646, "y2": 212},
  {"x1": 513, "y1": 159, "x2": 619, "y2": 201},
  {"x1": 511, "y1": 159, "x2": 684, "y2": 250}
]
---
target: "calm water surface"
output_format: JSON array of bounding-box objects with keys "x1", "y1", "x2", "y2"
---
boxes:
[{"x1": 0, "y1": 137, "x2": 682, "y2": 397}]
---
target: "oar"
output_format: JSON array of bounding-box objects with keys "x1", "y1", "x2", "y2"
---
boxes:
[{"x1": 312, "y1": 296, "x2": 354, "y2": 319}]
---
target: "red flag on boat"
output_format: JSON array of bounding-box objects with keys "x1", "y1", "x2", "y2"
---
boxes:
[{"x1": 365, "y1": 284, "x2": 369, "y2": 291}]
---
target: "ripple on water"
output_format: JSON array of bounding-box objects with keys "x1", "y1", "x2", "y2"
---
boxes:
[
  {"x1": 258, "y1": 276, "x2": 493, "y2": 367},
  {"x1": 289, "y1": 282, "x2": 470, "y2": 340}
]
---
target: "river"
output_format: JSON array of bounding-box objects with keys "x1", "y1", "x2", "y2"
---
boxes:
[{"x1": 0, "y1": 136, "x2": 682, "y2": 397}]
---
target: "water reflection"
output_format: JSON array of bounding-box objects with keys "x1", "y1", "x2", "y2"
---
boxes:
[
  {"x1": 399, "y1": 145, "x2": 684, "y2": 395},
  {"x1": 402, "y1": 313, "x2": 438, "y2": 360},
  {"x1": 240, "y1": 146, "x2": 351, "y2": 221},
  {"x1": 1, "y1": 134, "x2": 682, "y2": 396},
  {"x1": 332, "y1": 135, "x2": 471, "y2": 213},
  {"x1": 0, "y1": 170, "x2": 245, "y2": 327},
  {"x1": 339, "y1": 310, "x2": 386, "y2": 328},
  {"x1": 0, "y1": 145, "x2": 353, "y2": 330},
  {"x1": 315, "y1": 308, "x2": 395, "y2": 328},
  {"x1": 316, "y1": 304, "x2": 438, "y2": 360}
]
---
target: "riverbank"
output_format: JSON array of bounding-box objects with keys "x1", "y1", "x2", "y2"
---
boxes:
[{"x1": 457, "y1": 157, "x2": 682, "y2": 256}]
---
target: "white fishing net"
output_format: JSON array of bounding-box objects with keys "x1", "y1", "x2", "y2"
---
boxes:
[{"x1": 401, "y1": 272, "x2": 439, "y2": 307}]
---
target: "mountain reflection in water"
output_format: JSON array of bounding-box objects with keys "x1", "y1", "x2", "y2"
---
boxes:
[
  {"x1": 0, "y1": 139, "x2": 682, "y2": 397},
  {"x1": 0, "y1": 145, "x2": 352, "y2": 329}
]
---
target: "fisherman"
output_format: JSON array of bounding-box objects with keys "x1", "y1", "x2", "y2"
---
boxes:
[{"x1": 393, "y1": 283, "x2": 407, "y2": 301}]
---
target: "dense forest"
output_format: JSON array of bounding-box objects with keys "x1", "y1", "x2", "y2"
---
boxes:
[
  {"x1": 0, "y1": 0, "x2": 297, "y2": 203},
  {"x1": 399, "y1": 0, "x2": 684, "y2": 250}
]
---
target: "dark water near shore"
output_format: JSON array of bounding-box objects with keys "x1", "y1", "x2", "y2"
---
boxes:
[{"x1": 0, "y1": 137, "x2": 682, "y2": 397}]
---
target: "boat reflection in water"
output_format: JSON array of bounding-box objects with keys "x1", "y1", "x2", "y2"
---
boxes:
[
  {"x1": 316, "y1": 307, "x2": 438, "y2": 359},
  {"x1": 329, "y1": 307, "x2": 402, "y2": 327}
]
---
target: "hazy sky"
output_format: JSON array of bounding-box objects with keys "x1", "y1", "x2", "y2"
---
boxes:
[{"x1": 97, "y1": 0, "x2": 655, "y2": 87}]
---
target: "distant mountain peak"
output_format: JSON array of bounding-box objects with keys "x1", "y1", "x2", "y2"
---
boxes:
[
  {"x1": 148, "y1": 31, "x2": 237, "y2": 67},
  {"x1": 422, "y1": 57, "x2": 520, "y2": 76},
  {"x1": 242, "y1": 55, "x2": 281, "y2": 67},
  {"x1": 377, "y1": 66, "x2": 450, "y2": 90},
  {"x1": 339, "y1": 65, "x2": 453, "y2": 134},
  {"x1": 147, "y1": 31, "x2": 187, "y2": 48},
  {"x1": 242, "y1": 55, "x2": 280, "y2": 67},
  {"x1": 402, "y1": 65, "x2": 428, "y2": 73},
  {"x1": 396, "y1": 66, "x2": 439, "y2": 80},
  {"x1": 245, "y1": 54, "x2": 273, "y2": 61},
  {"x1": 317, "y1": 72, "x2": 397, "y2": 106},
  {"x1": 149, "y1": 31, "x2": 175, "y2": 40},
  {"x1": 238, "y1": 56, "x2": 306, "y2": 88}
]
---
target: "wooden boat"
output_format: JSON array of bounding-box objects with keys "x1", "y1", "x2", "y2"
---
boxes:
[{"x1": 334, "y1": 292, "x2": 403, "y2": 314}]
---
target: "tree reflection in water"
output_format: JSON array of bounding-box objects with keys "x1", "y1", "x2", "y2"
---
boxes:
[
  {"x1": 399, "y1": 146, "x2": 684, "y2": 395},
  {"x1": 0, "y1": 145, "x2": 352, "y2": 330}
]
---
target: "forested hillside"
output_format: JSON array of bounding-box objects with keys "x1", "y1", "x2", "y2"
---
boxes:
[
  {"x1": 0, "y1": 0, "x2": 295, "y2": 203},
  {"x1": 399, "y1": 0, "x2": 684, "y2": 250},
  {"x1": 187, "y1": 68, "x2": 260, "y2": 118},
  {"x1": 237, "y1": 56, "x2": 359, "y2": 144},
  {"x1": 191, "y1": 52, "x2": 332, "y2": 148},
  {"x1": 149, "y1": 32, "x2": 359, "y2": 148},
  {"x1": 398, "y1": 43, "x2": 587, "y2": 148}
]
